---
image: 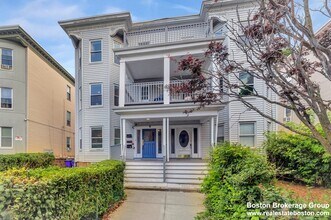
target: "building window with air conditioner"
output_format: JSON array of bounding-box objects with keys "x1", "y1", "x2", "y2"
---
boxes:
[
  {"x1": 1, "y1": 48, "x2": 13, "y2": 70},
  {"x1": 284, "y1": 108, "x2": 292, "y2": 122}
]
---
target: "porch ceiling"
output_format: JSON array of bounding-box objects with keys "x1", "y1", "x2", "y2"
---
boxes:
[
  {"x1": 114, "y1": 103, "x2": 224, "y2": 119},
  {"x1": 128, "y1": 116, "x2": 208, "y2": 123},
  {"x1": 126, "y1": 54, "x2": 208, "y2": 80}
]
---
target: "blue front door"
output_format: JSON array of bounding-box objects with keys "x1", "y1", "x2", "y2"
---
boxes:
[{"x1": 142, "y1": 129, "x2": 156, "y2": 158}]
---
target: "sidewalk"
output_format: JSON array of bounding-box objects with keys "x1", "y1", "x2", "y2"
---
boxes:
[{"x1": 109, "y1": 190, "x2": 205, "y2": 220}]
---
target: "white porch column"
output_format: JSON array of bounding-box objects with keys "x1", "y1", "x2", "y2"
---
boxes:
[
  {"x1": 166, "y1": 117, "x2": 170, "y2": 162},
  {"x1": 211, "y1": 117, "x2": 215, "y2": 147},
  {"x1": 164, "y1": 56, "x2": 170, "y2": 105},
  {"x1": 162, "y1": 118, "x2": 167, "y2": 161},
  {"x1": 214, "y1": 114, "x2": 219, "y2": 145},
  {"x1": 121, "y1": 118, "x2": 126, "y2": 161},
  {"x1": 119, "y1": 60, "x2": 126, "y2": 107}
]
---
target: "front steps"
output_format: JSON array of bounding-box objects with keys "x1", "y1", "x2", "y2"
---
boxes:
[{"x1": 124, "y1": 160, "x2": 208, "y2": 191}]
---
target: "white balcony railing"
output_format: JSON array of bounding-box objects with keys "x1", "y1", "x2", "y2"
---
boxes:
[
  {"x1": 125, "y1": 22, "x2": 211, "y2": 47},
  {"x1": 125, "y1": 81, "x2": 164, "y2": 105},
  {"x1": 170, "y1": 80, "x2": 193, "y2": 102},
  {"x1": 125, "y1": 80, "x2": 196, "y2": 105}
]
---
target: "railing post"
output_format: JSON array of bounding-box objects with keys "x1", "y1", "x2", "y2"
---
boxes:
[
  {"x1": 211, "y1": 117, "x2": 215, "y2": 147},
  {"x1": 164, "y1": 56, "x2": 170, "y2": 105},
  {"x1": 123, "y1": 31, "x2": 128, "y2": 47},
  {"x1": 119, "y1": 60, "x2": 126, "y2": 107},
  {"x1": 121, "y1": 118, "x2": 126, "y2": 161},
  {"x1": 165, "y1": 26, "x2": 168, "y2": 43},
  {"x1": 209, "y1": 19, "x2": 214, "y2": 37},
  {"x1": 163, "y1": 156, "x2": 166, "y2": 183}
]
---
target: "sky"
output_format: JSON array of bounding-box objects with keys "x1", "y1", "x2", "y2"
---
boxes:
[{"x1": 0, "y1": 0, "x2": 329, "y2": 77}]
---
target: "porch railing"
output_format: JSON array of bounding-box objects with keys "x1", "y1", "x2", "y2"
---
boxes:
[
  {"x1": 125, "y1": 79, "x2": 198, "y2": 105},
  {"x1": 125, "y1": 81, "x2": 164, "y2": 105},
  {"x1": 125, "y1": 22, "x2": 211, "y2": 47},
  {"x1": 170, "y1": 80, "x2": 193, "y2": 102}
]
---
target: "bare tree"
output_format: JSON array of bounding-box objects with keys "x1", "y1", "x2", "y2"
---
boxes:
[{"x1": 172, "y1": 0, "x2": 331, "y2": 153}]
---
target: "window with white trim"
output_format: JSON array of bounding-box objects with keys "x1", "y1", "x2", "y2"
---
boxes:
[
  {"x1": 90, "y1": 40, "x2": 102, "y2": 62},
  {"x1": 114, "y1": 128, "x2": 120, "y2": 145},
  {"x1": 239, "y1": 122, "x2": 255, "y2": 147},
  {"x1": 78, "y1": 46, "x2": 82, "y2": 70},
  {"x1": 79, "y1": 127, "x2": 82, "y2": 150},
  {"x1": 91, "y1": 127, "x2": 103, "y2": 149},
  {"x1": 1, "y1": 48, "x2": 13, "y2": 70},
  {"x1": 114, "y1": 84, "x2": 119, "y2": 106},
  {"x1": 0, "y1": 127, "x2": 12, "y2": 148},
  {"x1": 284, "y1": 108, "x2": 292, "y2": 122},
  {"x1": 90, "y1": 83, "x2": 102, "y2": 106},
  {"x1": 239, "y1": 72, "x2": 254, "y2": 96},
  {"x1": 0, "y1": 87, "x2": 13, "y2": 109},
  {"x1": 78, "y1": 86, "x2": 82, "y2": 110},
  {"x1": 217, "y1": 124, "x2": 224, "y2": 143}
]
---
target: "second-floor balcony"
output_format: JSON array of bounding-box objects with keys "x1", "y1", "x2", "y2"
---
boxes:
[
  {"x1": 117, "y1": 47, "x2": 218, "y2": 108},
  {"x1": 124, "y1": 21, "x2": 226, "y2": 48},
  {"x1": 125, "y1": 80, "x2": 194, "y2": 105}
]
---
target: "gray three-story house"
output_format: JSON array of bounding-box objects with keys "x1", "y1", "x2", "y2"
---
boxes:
[{"x1": 60, "y1": 0, "x2": 276, "y2": 189}]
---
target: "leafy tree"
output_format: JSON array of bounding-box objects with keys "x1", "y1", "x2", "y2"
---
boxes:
[{"x1": 172, "y1": 0, "x2": 331, "y2": 153}]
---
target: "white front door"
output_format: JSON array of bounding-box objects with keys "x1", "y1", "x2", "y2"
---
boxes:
[{"x1": 176, "y1": 128, "x2": 193, "y2": 157}]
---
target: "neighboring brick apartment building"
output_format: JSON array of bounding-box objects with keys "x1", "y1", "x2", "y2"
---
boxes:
[{"x1": 0, "y1": 25, "x2": 75, "y2": 158}]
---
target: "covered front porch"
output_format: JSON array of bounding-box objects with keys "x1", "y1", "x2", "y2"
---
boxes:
[{"x1": 114, "y1": 104, "x2": 222, "y2": 162}]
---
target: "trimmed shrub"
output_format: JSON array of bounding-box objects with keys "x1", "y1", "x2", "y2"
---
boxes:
[
  {"x1": 198, "y1": 142, "x2": 288, "y2": 220},
  {"x1": 264, "y1": 132, "x2": 331, "y2": 187},
  {"x1": 0, "y1": 160, "x2": 125, "y2": 220},
  {"x1": 0, "y1": 153, "x2": 55, "y2": 171}
]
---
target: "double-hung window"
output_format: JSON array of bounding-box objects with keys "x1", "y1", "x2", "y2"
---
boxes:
[
  {"x1": 217, "y1": 124, "x2": 225, "y2": 143},
  {"x1": 90, "y1": 83, "x2": 102, "y2": 106},
  {"x1": 0, "y1": 88, "x2": 13, "y2": 109},
  {"x1": 66, "y1": 137, "x2": 71, "y2": 151},
  {"x1": 239, "y1": 72, "x2": 254, "y2": 96},
  {"x1": 91, "y1": 127, "x2": 103, "y2": 148},
  {"x1": 114, "y1": 84, "x2": 119, "y2": 106},
  {"x1": 79, "y1": 127, "x2": 82, "y2": 150},
  {"x1": 0, "y1": 127, "x2": 12, "y2": 148},
  {"x1": 66, "y1": 111, "x2": 71, "y2": 127},
  {"x1": 1, "y1": 48, "x2": 13, "y2": 70},
  {"x1": 114, "y1": 128, "x2": 121, "y2": 145},
  {"x1": 78, "y1": 86, "x2": 82, "y2": 110},
  {"x1": 67, "y1": 85, "x2": 71, "y2": 101},
  {"x1": 90, "y1": 40, "x2": 102, "y2": 62},
  {"x1": 239, "y1": 122, "x2": 255, "y2": 147}
]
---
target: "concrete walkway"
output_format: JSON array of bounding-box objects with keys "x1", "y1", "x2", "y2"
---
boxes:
[{"x1": 109, "y1": 190, "x2": 205, "y2": 220}]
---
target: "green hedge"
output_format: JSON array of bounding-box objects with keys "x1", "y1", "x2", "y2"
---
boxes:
[
  {"x1": 264, "y1": 132, "x2": 331, "y2": 187},
  {"x1": 0, "y1": 153, "x2": 55, "y2": 171},
  {"x1": 0, "y1": 160, "x2": 125, "y2": 220},
  {"x1": 198, "y1": 142, "x2": 288, "y2": 220}
]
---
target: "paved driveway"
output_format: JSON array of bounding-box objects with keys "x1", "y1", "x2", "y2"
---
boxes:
[{"x1": 109, "y1": 190, "x2": 205, "y2": 220}]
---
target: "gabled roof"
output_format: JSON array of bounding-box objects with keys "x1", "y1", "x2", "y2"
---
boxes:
[{"x1": 0, "y1": 25, "x2": 74, "y2": 85}]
